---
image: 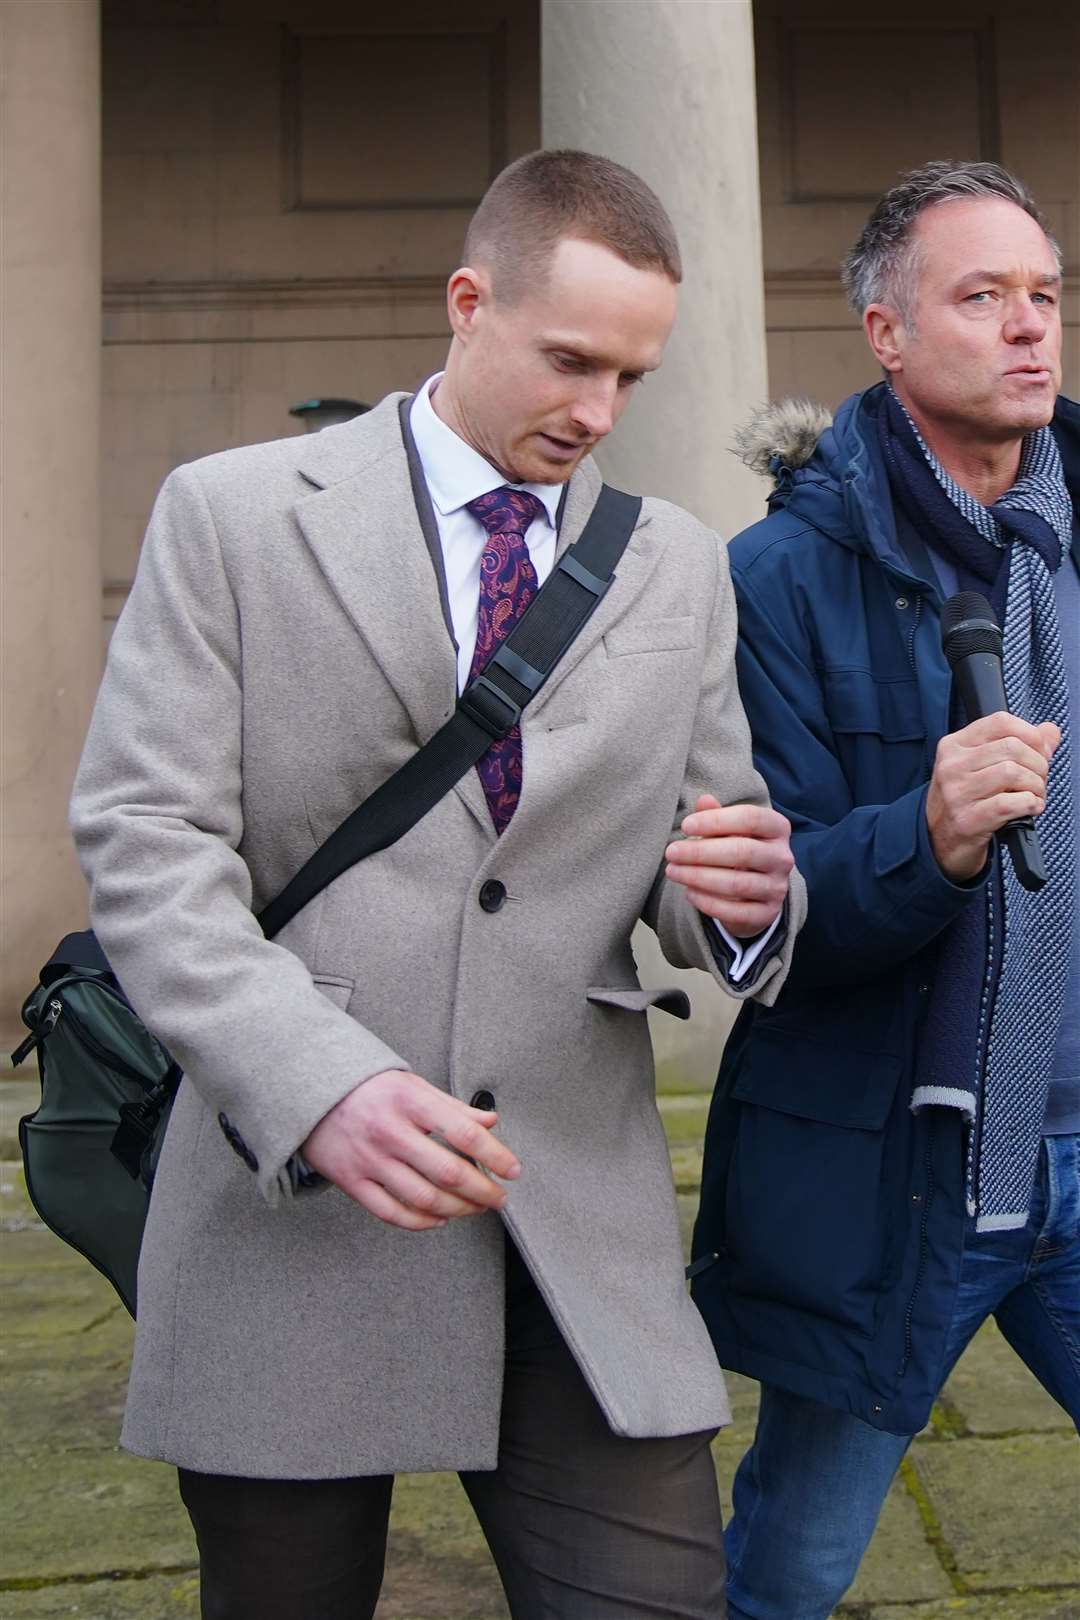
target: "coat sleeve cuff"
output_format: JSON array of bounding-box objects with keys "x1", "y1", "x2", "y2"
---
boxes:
[
  {"x1": 709, "y1": 911, "x2": 785, "y2": 984},
  {"x1": 706, "y1": 901, "x2": 789, "y2": 991}
]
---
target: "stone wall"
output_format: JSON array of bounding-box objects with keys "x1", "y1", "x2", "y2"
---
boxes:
[
  {"x1": 100, "y1": 0, "x2": 539, "y2": 629},
  {"x1": 755, "y1": 0, "x2": 1080, "y2": 406}
]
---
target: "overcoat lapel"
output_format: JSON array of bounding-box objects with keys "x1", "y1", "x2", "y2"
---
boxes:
[
  {"x1": 292, "y1": 393, "x2": 669, "y2": 840},
  {"x1": 293, "y1": 395, "x2": 458, "y2": 755},
  {"x1": 524, "y1": 458, "x2": 665, "y2": 719},
  {"x1": 399, "y1": 397, "x2": 457, "y2": 649}
]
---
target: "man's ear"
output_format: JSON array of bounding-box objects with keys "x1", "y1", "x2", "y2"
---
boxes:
[
  {"x1": 864, "y1": 303, "x2": 906, "y2": 375},
  {"x1": 446, "y1": 266, "x2": 491, "y2": 343}
]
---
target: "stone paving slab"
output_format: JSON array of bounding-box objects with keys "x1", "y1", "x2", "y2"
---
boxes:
[
  {"x1": 4, "y1": 1085, "x2": 1077, "y2": 1620},
  {"x1": 2, "y1": 1224, "x2": 125, "y2": 1341},
  {"x1": 936, "y1": 1316, "x2": 1072, "y2": 1437},
  {"x1": 1, "y1": 1326, "x2": 131, "y2": 1458},
  {"x1": 910, "y1": 1432, "x2": 1080, "y2": 1592},
  {"x1": 659, "y1": 1093, "x2": 711, "y2": 1144},
  {"x1": 868, "y1": 1598, "x2": 1080, "y2": 1620},
  {"x1": 1, "y1": 1449, "x2": 198, "y2": 1587},
  {"x1": 842, "y1": 1478, "x2": 957, "y2": 1607},
  {"x1": 2, "y1": 1158, "x2": 45, "y2": 1234},
  {"x1": 669, "y1": 1140, "x2": 704, "y2": 1193},
  {"x1": 1, "y1": 1572, "x2": 200, "y2": 1619},
  {"x1": 377, "y1": 1474, "x2": 510, "y2": 1619},
  {"x1": 0, "y1": 1077, "x2": 38, "y2": 1159}
]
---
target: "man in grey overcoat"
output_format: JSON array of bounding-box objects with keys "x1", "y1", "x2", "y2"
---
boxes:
[{"x1": 71, "y1": 150, "x2": 804, "y2": 1619}]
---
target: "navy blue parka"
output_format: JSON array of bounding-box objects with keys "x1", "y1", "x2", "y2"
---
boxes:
[{"x1": 691, "y1": 382, "x2": 1080, "y2": 1435}]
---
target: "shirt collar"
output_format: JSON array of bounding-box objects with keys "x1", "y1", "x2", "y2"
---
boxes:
[{"x1": 409, "y1": 373, "x2": 561, "y2": 530}]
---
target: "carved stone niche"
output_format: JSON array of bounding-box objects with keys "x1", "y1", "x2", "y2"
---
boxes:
[{"x1": 282, "y1": 25, "x2": 509, "y2": 211}]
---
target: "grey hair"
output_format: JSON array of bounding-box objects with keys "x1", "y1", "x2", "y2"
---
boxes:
[{"x1": 841, "y1": 160, "x2": 1062, "y2": 325}]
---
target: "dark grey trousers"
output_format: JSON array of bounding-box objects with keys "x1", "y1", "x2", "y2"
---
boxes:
[{"x1": 179, "y1": 1238, "x2": 727, "y2": 1619}]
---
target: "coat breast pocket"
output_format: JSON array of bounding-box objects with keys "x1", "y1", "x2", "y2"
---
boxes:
[{"x1": 603, "y1": 616, "x2": 696, "y2": 658}]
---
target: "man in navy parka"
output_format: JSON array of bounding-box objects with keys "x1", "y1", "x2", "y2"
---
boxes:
[{"x1": 688, "y1": 162, "x2": 1080, "y2": 1619}]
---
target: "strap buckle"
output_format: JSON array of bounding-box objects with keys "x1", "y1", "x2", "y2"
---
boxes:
[{"x1": 458, "y1": 674, "x2": 521, "y2": 740}]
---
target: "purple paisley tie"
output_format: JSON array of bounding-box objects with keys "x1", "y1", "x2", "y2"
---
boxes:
[{"x1": 465, "y1": 487, "x2": 544, "y2": 834}]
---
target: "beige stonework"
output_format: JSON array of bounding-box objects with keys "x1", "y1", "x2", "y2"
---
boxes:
[
  {"x1": 2, "y1": 0, "x2": 1078, "y2": 1037},
  {"x1": 1, "y1": 0, "x2": 102, "y2": 1031},
  {"x1": 755, "y1": 0, "x2": 1080, "y2": 405},
  {"x1": 100, "y1": 0, "x2": 539, "y2": 618},
  {"x1": 542, "y1": 0, "x2": 770, "y2": 539},
  {"x1": 542, "y1": 0, "x2": 768, "y2": 1080}
]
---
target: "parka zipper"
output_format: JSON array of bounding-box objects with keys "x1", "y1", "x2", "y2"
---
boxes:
[
  {"x1": 966, "y1": 877, "x2": 1000, "y2": 1216},
  {"x1": 905, "y1": 594, "x2": 923, "y2": 674},
  {"x1": 898, "y1": 1120, "x2": 936, "y2": 1378}
]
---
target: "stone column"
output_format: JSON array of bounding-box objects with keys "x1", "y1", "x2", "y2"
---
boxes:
[
  {"x1": 1, "y1": 1, "x2": 102, "y2": 1036},
  {"x1": 542, "y1": 0, "x2": 768, "y2": 536},
  {"x1": 543, "y1": 0, "x2": 770, "y2": 1084}
]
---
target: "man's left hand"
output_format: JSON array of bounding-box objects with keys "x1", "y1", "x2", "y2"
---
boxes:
[{"x1": 665, "y1": 794, "x2": 794, "y2": 938}]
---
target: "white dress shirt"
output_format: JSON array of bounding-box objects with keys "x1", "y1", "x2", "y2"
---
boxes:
[
  {"x1": 410, "y1": 374, "x2": 562, "y2": 692},
  {"x1": 408, "y1": 373, "x2": 779, "y2": 984}
]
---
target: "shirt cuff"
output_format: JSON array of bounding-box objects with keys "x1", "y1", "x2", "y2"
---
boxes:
[
  {"x1": 710, "y1": 912, "x2": 783, "y2": 984},
  {"x1": 288, "y1": 1150, "x2": 326, "y2": 1192}
]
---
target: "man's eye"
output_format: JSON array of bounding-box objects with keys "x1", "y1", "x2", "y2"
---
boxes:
[
  {"x1": 553, "y1": 354, "x2": 584, "y2": 372},
  {"x1": 1032, "y1": 292, "x2": 1056, "y2": 306},
  {"x1": 965, "y1": 291, "x2": 992, "y2": 303},
  {"x1": 618, "y1": 373, "x2": 644, "y2": 389}
]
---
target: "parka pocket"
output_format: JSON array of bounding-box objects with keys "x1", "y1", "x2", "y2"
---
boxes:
[
  {"x1": 820, "y1": 668, "x2": 929, "y2": 801},
  {"x1": 723, "y1": 1033, "x2": 903, "y2": 1336}
]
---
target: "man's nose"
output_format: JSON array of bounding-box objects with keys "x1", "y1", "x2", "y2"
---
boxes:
[
  {"x1": 569, "y1": 380, "x2": 618, "y2": 441},
  {"x1": 1005, "y1": 295, "x2": 1050, "y2": 344}
]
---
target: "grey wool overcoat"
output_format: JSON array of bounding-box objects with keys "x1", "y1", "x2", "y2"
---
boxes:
[{"x1": 70, "y1": 394, "x2": 805, "y2": 1479}]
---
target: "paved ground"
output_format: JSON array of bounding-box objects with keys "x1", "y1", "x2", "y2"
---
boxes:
[{"x1": 2, "y1": 1065, "x2": 1076, "y2": 1619}]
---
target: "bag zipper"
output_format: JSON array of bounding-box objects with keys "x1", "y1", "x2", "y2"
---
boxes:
[
  {"x1": 11, "y1": 998, "x2": 63, "y2": 1066},
  {"x1": 15, "y1": 977, "x2": 168, "y2": 1092}
]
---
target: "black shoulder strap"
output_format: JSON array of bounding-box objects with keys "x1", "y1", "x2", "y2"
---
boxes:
[{"x1": 257, "y1": 485, "x2": 641, "y2": 939}]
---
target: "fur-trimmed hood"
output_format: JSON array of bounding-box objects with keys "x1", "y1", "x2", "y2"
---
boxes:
[
  {"x1": 734, "y1": 398, "x2": 833, "y2": 478},
  {"x1": 730, "y1": 387, "x2": 1080, "y2": 566}
]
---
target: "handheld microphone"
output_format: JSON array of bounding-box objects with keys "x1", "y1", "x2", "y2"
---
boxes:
[{"x1": 940, "y1": 591, "x2": 1046, "y2": 892}]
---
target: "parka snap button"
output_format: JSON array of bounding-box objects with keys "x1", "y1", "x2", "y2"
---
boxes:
[
  {"x1": 470, "y1": 1089, "x2": 496, "y2": 1111},
  {"x1": 479, "y1": 880, "x2": 506, "y2": 913},
  {"x1": 895, "y1": 597, "x2": 909, "y2": 610}
]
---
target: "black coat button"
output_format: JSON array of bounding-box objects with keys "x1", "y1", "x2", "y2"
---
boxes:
[
  {"x1": 470, "y1": 1089, "x2": 496, "y2": 1112},
  {"x1": 478, "y1": 879, "x2": 506, "y2": 913}
]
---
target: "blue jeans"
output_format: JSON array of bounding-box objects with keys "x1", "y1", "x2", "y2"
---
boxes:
[{"x1": 725, "y1": 1133, "x2": 1080, "y2": 1620}]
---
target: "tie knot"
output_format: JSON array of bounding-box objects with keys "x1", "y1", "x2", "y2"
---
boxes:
[{"x1": 467, "y1": 487, "x2": 545, "y2": 539}]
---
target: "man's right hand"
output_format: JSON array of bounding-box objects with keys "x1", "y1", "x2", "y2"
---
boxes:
[
  {"x1": 301, "y1": 1070, "x2": 521, "y2": 1231},
  {"x1": 926, "y1": 712, "x2": 1059, "y2": 882}
]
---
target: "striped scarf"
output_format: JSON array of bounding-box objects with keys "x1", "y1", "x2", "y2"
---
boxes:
[{"x1": 885, "y1": 391, "x2": 1075, "y2": 1230}]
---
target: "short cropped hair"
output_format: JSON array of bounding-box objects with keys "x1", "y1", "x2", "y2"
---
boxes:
[
  {"x1": 842, "y1": 160, "x2": 1062, "y2": 325},
  {"x1": 464, "y1": 149, "x2": 682, "y2": 300}
]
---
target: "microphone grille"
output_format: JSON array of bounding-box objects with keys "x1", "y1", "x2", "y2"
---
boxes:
[{"x1": 941, "y1": 591, "x2": 1001, "y2": 667}]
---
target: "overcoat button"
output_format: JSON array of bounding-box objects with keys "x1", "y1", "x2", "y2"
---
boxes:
[
  {"x1": 470, "y1": 1089, "x2": 496, "y2": 1111},
  {"x1": 478, "y1": 879, "x2": 507, "y2": 913},
  {"x1": 218, "y1": 1110, "x2": 259, "y2": 1173}
]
